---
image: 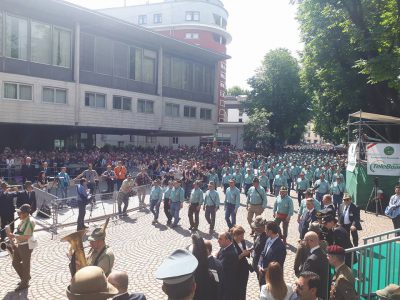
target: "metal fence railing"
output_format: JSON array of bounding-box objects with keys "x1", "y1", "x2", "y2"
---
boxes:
[
  {"x1": 33, "y1": 184, "x2": 151, "y2": 237},
  {"x1": 363, "y1": 228, "x2": 400, "y2": 244},
  {"x1": 345, "y1": 231, "x2": 400, "y2": 300}
]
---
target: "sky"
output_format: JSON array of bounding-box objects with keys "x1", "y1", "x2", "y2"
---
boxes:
[{"x1": 64, "y1": 0, "x2": 303, "y2": 89}]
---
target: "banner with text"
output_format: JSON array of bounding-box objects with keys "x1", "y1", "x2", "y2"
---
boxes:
[
  {"x1": 347, "y1": 143, "x2": 358, "y2": 172},
  {"x1": 367, "y1": 143, "x2": 400, "y2": 176}
]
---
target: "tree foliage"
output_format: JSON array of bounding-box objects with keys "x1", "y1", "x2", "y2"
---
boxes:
[
  {"x1": 246, "y1": 48, "x2": 310, "y2": 146},
  {"x1": 298, "y1": 0, "x2": 400, "y2": 144},
  {"x1": 243, "y1": 108, "x2": 273, "y2": 151},
  {"x1": 226, "y1": 86, "x2": 249, "y2": 96}
]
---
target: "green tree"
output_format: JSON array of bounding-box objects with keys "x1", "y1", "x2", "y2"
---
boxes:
[
  {"x1": 243, "y1": 108, "x2": 274, "y2": 151},
  {"x1": 298, "y1": 0, "x2": 400, "y2": 143},
  {"x1": 226, "y1": 85, "x2": 249, "y2": 96},
  {"x1": 246, "y1": 48, "x2": 310, "y2": 145}
]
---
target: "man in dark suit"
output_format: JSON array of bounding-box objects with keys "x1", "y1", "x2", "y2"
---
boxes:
[
  {"x1": 300, "y1": 198, "x2": 318, "y2": 239},
  {"x1": 20, "y1": 157, "x2": 36, "y2": 183},
  {"x1": 16, "y1": 181, "x2": 37, "y2": 214},
  {"x1": 338, "y1": 193, "x2": 362, "y2": 246},
  {"x1": 217, "y1": 231, "x2": 239, "y2": 300},
  {"x1": 39, "y1": 161, "x2": 50, "y2": 177},
  {"x1": 258, "y1": 221, "x2": 286, "y2": 286},
  {"x1": 205, "y1": 240, "x2": 223, "y2": 299},
  {"x1": 107, "y1": 271, "x2": 146, "y2": 300},
  {"x1": 0, "y1": 183, "x2": 16, "y2": 241},
  {"x1": 251, "y1": 216, "x2": 268, "y2": 282},
  {"x1": 302, "y1": 231, "x2": 329, "y2": 299}
]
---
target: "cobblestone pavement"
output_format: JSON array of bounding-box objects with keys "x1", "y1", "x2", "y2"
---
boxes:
[{"x1": 0, "y1": 189, "x2": 394, "y2": 300}]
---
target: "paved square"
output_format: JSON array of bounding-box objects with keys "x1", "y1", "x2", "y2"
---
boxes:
[{"x1": 0, "y1": 189, "x2": 394, "y2": 300}]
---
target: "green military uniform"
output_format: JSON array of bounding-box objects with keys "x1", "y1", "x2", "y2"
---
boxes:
[
  {"x1": 87, "y1": 228, "x2": 115, "y2": 277},
  {"x1": 330, "y1": 264, "x2": 357, "y2": 300}
]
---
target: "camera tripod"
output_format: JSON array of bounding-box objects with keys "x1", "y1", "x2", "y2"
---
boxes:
[
  {"x1": 87, "y1": 193, "x2": 107, "y2": 225},
  {"x1": 365, "y1": 178, "x2": 383, "y2": 216}
]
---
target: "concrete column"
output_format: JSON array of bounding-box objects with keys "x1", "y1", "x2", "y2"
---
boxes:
[
  {"x1": 73, "y1": 22, "x2": 80, "y2": 126},
  {"x1": 158, "y1": 47, "x2": 164, "y2": 131}
]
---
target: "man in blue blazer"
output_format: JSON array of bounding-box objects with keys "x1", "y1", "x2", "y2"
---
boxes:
[{"x1": 258, "y1": 221, "x2": 286, "y2": 286}]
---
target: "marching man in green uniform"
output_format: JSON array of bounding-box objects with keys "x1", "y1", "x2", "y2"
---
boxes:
[
  {"x1": 203, "y1": 181, "x2": 220, "y2": 234},
  {"x1": 273, "y1": 186, "x2": 294, "y2": 245},
  {"x1": 232, "y1": 167, "x2": 244, "y2": 191},
  {"x1": 224, "y1": 179, "x2": 241, "y2": 229},
  {"x1": 208, "y1": 168, "x2": 219, "y2": 187},
  {"x1": 188, "y1": 180, "x2": 204, "y2": 231},
  {"x1": 149, "y1": 179, "x2": 163, "y2": 224},
  {"x1": 314, "y1": 173, "x2": 330, "y2": 204},
  {"x1": 247, "y1": 177, "x2": 268, "y2": 236},
  {"x1": 169, "y1": 180, "x2": 185, "y2": 228},
  {"x1": 7, "y1": 204, "x2": 36, "y2": 291},
  {"x1": 331, "y1": 177, "x2": 346, "y2": 212},
  {"x1": 244, "y1": 168, "x2": 255, "y2": 195},
  {"x1": 258, "y1": 170, "x2": 270, "y2": 193},
  {"x1": 273, "y1": 169, "x2": 287, "y2": 197},
  {"x1": 296, "y1": 173, "x2": 310, "y2": 207},
  {"x1": 221, "y1": 169, "x2": 232, "y2": 194}
]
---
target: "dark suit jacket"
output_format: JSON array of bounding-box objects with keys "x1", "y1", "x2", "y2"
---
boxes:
[
  {"x1": 21, "y1": 164, "x2": 36, "y2": 183},
  {"x1": 339, "y1": 203, "x2": 362, "y2": 230},
  {"x1": 0, "y1": 191, "x2": 15, "y2": 217},
  {"x1": 112, "y1": 293, "x2": 146, "y2": 300},
  {"x1": 252, "y1": 231, "x2": 267, "y2": 271},
  {"x1": 259, "y1": 237, "x2": 286, "y2": 284},
  {"x1": 300, "y1": 209, "x2": 318, "y2": 239},
  {"x1": 217, "y1": 243, "x2": 239, "y2": 300},
  {"x1": 208, "y1": 256, "x2": 223, "y2": 284},
  {"x1": 302, "y1": 247, "x2": 329, "y2": 299},
  {"x1": 333, "y1": 225, "x2": 355, "y2": 266},
  {"x1": 16, "y1": 190, "x2": 37, "y2": 213}
]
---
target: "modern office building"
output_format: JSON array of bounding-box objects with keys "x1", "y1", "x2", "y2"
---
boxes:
[
  {"x1": 0, "y1": 0, "x2": 228, "y2": 149},
  {"x1": 100, "y1": 0, "x2": 231, "y2": 123}
]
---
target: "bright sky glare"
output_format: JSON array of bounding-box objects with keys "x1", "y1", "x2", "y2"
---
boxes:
[{"x1": 64, "y1": 0, "x2": 303, "y2": 89}]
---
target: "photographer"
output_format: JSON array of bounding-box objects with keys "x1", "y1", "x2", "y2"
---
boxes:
[
  {"x1": 76, "y1": 178, "x2": 91, "y2": 231},
  {"x1": 57, "y1": 167, "x2": 70, "y2": 199},
  {"x1": 101, "y1": 165, "x2": 116, "y2": 193}
]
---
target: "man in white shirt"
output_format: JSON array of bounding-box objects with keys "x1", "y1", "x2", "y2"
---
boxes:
[{"x1": 387, "y1": 185, "x2": 400, "y2": 236}]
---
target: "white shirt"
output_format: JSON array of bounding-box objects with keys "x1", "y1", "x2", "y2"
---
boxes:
[
  {"x1": 343, "y1": 204, "x2": 351, "y2": 224},
  {"x1": 389, "y1": 194, "x2": 400, "y2": 207},
  {"x1": 263, "y1": 235, "x2": 279, "y2": 255},
  {"x1": 310, "y1": 245, "x2": 320, "y2": 254},
  {"x1": 259, "y1": 284, "x2": 294, "y2": 300}
]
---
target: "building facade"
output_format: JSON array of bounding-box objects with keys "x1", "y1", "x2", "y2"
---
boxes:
[
  {"x1": 303, "y1": 122, "x2": 324, "y2": 144},
  {"x1": 100, "y1": 0, "x2": 231, "y2": 123},
  {"x1": 0, "y1": 0, "x2": 227, "y2": 149}
]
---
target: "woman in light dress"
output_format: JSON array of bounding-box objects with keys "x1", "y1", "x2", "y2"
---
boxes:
[{"x1": 260, "y1": 261, "x2": 295, "y2": 300}]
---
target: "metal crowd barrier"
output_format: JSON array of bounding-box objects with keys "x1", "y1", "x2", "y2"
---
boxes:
[
  {"x1": 345, "y1": 229, "x2": 400, "y2": 300},
  {"x1": 33, "y1": 184, "x2": 151, "y2": 237}
]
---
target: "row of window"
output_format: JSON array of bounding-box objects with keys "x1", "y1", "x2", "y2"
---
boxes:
[
  {"x1": 163, "y1": 54, "x2": 214, "y2": 94},
  {"x1": 138, "y1": 13, "x2": 162, "y2": 25},
  {"x1": 165, "y1": 103, "x2": 212, "y2": 120},
  {"x1": 0, "y1": 13, "x2": 71, "y2": 67},
  {"x1": 1, "y1": 12, "x2": 215, "y2": 95},
  {"x1": 137, "y1": 11, "x2": 227, "y2": 29},
  {"x1": 80, "y1": 33, "x2": 157, "y2": 84},
  {"x1": 2, "y1": 83, "x2": 210, "y2": 119}
]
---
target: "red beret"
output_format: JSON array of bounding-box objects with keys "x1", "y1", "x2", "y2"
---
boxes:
[{"x1": 327, "y1": 245, "x2": 345, "y2": 256}]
